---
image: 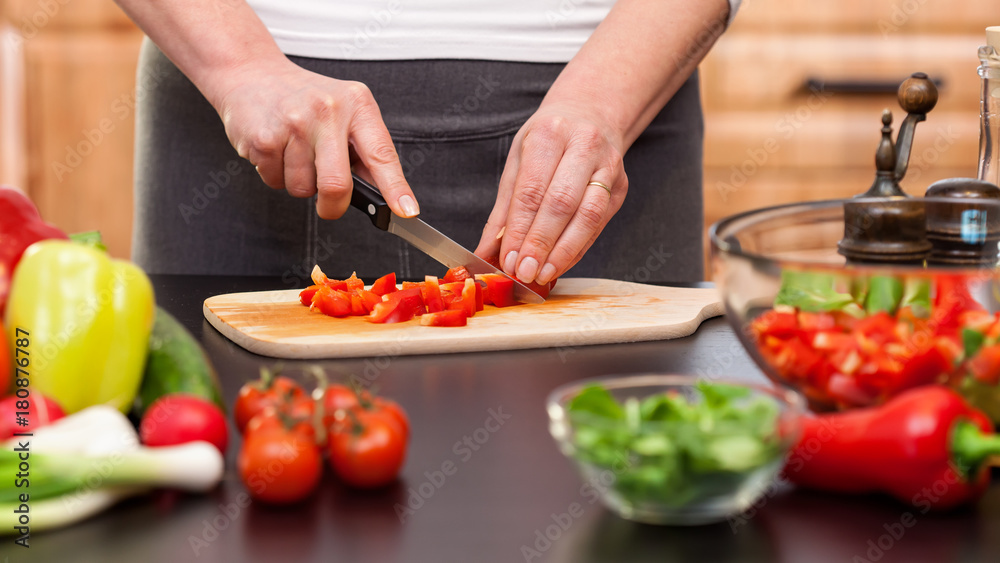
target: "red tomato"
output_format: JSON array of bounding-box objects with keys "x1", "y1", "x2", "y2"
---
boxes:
[
  {"x1": 374, "y1": 397, "x2": 411, "y2": 440},
  {"x1": 234, "y1": 374, "x2": 307, "y2": 433},
  {"x1": 246, "y1": 405, "x2": 316, "y2": 442},
  {"x1": 420, "y1": 309, "x2": 468, "y2": 327},
  {"x1": 140, "y1": 394, "x2": 229, "y2": 454},
  {"x1": 0, "y1": 393, "x2": 64, "y2": 440},
  {"x1": 328, "y1": 409, "x2": 407, "y2": 488},
  {"x1": 239, "y1": 419, "x2": 323, "y2": 504},
  {"x1": 319, "y1": 384, "x2": 361, "y2": 428},
  {"x1": 370, "y1": 272, "x2": 398, "y2": 296}
]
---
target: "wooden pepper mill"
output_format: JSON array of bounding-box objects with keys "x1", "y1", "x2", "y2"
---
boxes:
[{"x1": 839, "y1": 73, "x2": 938, "y2": 264}]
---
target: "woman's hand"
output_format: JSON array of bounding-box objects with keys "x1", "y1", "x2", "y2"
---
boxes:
[
  {"x1": 475, "y1": 102, "x2": 627, "y2": 285},
  {"x1": 214, "y1": 59, "x2": 418, "y2": 220}
]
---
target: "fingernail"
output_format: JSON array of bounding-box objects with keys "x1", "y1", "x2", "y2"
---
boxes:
[
  {"x1": 517, "y1": 257, "x2": 539, "y2": 283},
  {"x1": 503, "y1": 251, "x2": 518, "y2": 275},
  {"x1": 399, "y1": 195, "x2": 420, "y2": 217},
  {"x1": 536, "y1": 263, "x2": 557, "y2": 285}
]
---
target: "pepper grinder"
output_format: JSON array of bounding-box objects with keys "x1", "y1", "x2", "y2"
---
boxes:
[
  {"x1": 924, "y1": 178, "x2": 1000, "y2": 266},
  {"x1": 839, "y1": 73, "x2": 938, "y2": 264}
]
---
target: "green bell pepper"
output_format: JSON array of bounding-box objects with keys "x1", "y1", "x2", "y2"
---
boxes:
[{"x1": 3, "y1": 240, "x2": 154, "y2": 413}]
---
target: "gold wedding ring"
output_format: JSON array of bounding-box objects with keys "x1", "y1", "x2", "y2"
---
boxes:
[{"x1": 587, "y1": 180, "x2": 612, "y2": 197}]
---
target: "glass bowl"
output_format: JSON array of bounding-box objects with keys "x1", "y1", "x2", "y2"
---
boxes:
[
  {"x1": 710, "y1": 197, "x2": 1000, "y2": 421},
  {"x1": 546, "y1": 374, "x2": 804, "y2": 525}
]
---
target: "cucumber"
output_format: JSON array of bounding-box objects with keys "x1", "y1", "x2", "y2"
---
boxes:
[{"x1": 134, "y1": 306, "x2": 225, "y2": 415}]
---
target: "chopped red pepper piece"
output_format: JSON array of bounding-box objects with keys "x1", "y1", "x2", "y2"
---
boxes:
[
  {"x1": 478, "y1": 274, "x2": 517, "y2": 308},
  {"x1": 382, "y1": 287, "x2": 426, "y2": 318},
  {"x1": 443, "y1": 266, "x2": 470, "y2": 283},
  {"x1": 312, "y1": 286, "x2": 352, "y2": 318},
  {"x1": 370, "y1": 272, "x2": 398, "y2": 296},
  {"x1": 344, "y1": 272, "x2": 365, "y2": 292},
  {"x1": 356, "y1": 289, "x2": 382, "y2": 313},
  {"x1": 422, "y1": 276, "x2": 446, "y2": 313},
  {"x1": 299, "y1": 285, "x2": 319, "y2": 307},
  {"x1": 968, "y1": 344, "x2": 1000, "y2": 385},
  {"x1": 460, "y1": 278, "x2": 477, "y2": 318},
  {"x1": 420, "y1": 309, "x2": 469, "y2": 327},
  {"x1": 368, "y1": 299, "x2": 414, "y2": 324}
]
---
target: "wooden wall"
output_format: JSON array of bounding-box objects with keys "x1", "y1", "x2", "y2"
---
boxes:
[{"x1": 0, "y1": 0, "x2": 141, "y2": 259}]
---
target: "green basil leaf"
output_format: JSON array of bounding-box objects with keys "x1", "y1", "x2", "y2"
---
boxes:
[
  {"x1": 963, "y1": 327, "x2": 986, "y2": 360},
  {"x1": 566, "y1": 385, "x2": 624, "y2": 420},
  {"x1": 774, "y1": 270, "x2": 856, "y2": 312},
  {"x1": 900, "y1": 277, "x2": 931, "y2": 317},
  {"x1": 864, "y1": 275, "x2": 904, "y2": 315}
]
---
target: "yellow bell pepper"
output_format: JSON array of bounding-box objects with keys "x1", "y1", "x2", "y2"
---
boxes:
[{"x1": 4, "y1": 240, "x2": 154, "y2": 413}]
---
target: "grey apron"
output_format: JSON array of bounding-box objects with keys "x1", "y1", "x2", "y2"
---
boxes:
[{"x1": 132, "y1": 38, "x2": 704, "y2": 285}]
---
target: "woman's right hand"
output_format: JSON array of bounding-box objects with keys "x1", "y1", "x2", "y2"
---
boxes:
[{"x1": 211, "y1": 58, "x2": 418, "y2": 219}]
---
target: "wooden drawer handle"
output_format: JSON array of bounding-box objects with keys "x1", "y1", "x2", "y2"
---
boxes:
[{"x1": 804, "y1": 77, "x2": 945, "y2": 95}]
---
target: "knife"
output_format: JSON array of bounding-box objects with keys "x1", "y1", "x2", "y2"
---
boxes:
[{"x1": 349, "y1": 173, "x2": 545, "y2": 304}]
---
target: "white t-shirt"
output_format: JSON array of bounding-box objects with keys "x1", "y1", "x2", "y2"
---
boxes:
[{"x1": 246, "y1": 0, "x2": 741, "y2": 63}]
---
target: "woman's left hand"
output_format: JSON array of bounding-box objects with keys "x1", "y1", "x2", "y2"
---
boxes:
[{"x1": 474, "y1": 101, "x2": 628, "y2": 285}]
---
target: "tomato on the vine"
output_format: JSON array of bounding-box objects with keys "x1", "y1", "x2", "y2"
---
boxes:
[
  {"x1": 373, "y1": 397, "x2": 410, "y2": 440},
  {"x1": 246, "y1": 406, "x2": 316, "y2": 442},
  {"x1": 234, "y1": 371, "x2": 307, "y2": 433},
  {"x1": 239, "y1": 409, "x2": 323, "y2": 504},
  {"x1": 317, "y1": 383, "x2": 360, "y2": 428},
  {"x1": 328, "y1": 408, "x2": 407, "y2": 489}
]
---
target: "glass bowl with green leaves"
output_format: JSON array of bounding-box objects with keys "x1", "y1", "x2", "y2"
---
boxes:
[{"x1": 546, "y1": 375, "x2": 804, "y2": 525}]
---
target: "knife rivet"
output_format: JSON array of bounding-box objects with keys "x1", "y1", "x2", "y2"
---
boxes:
[{"x1": 367, "y1": 204, "x2": 376, "y2": 215}]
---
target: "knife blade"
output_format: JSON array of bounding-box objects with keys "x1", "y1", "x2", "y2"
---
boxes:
[{"x1": 349, "y1": 173, "x2": 545, "y2": 304}]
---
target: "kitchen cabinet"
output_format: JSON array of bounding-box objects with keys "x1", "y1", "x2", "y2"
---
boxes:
[
  {"x1": 0, "y1": 0, "x2": 142, "y2": 259},
  {"x1": 701, "y1": 0, "x2": 1000, "y2": 272}
]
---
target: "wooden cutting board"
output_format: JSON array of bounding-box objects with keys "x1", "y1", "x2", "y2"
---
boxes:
[{"x1": 203, "y1": 278, "x2": 724, "y2": 359}]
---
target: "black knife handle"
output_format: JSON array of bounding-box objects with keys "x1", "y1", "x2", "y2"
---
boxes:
[{"x1": 350, "y1": 173, "x2": 392, "y2": 231}]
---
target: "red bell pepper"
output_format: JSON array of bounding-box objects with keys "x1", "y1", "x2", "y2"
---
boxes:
[
  {"x1": 443, "y1": 266, "x2": 470, "y2": 284},
  {"x1": 370, "y1": 272, "x2": 397, "y2": 296},
  {"x1": 422, "y1": 276, "x2": 446, "y2": 313},
  {"x1": 311, "y1": 286, "x2": 352, "y2": 317},
  {"x1": 460, "y1": 278, "x2": 477, "y2": 318},
  {"x1": 299, "y1": 285, "x2": 319, "y2": 306},
  {"x1": 0, "y1": 186, "x2": 68, "y2": 314},
  {"x1": 785, "y1": 385, "x2": 1000, "y2": 510},
  {"x1": 420, "y1": 309, "x2": 468, "y2": 327},
  {"x1": 479, "y1": 273, "x2": 517, "y2": 308}
]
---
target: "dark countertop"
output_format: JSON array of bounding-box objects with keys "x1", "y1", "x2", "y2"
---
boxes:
[{"x1": 16, "y1": 275, "x2": 1000, "y2": 563}]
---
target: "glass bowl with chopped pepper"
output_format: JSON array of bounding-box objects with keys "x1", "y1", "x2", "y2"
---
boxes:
[
  {"x1": 546, "y1": 375, "x2": 805, "y2": 525},
  {"x1": 711, "y1": 197, "x2": 1000, "y2": 422}
]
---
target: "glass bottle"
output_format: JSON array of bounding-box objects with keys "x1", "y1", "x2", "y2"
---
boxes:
[{"x1": 978, "y1": 27, "x2": 1000, "y2": 185}]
